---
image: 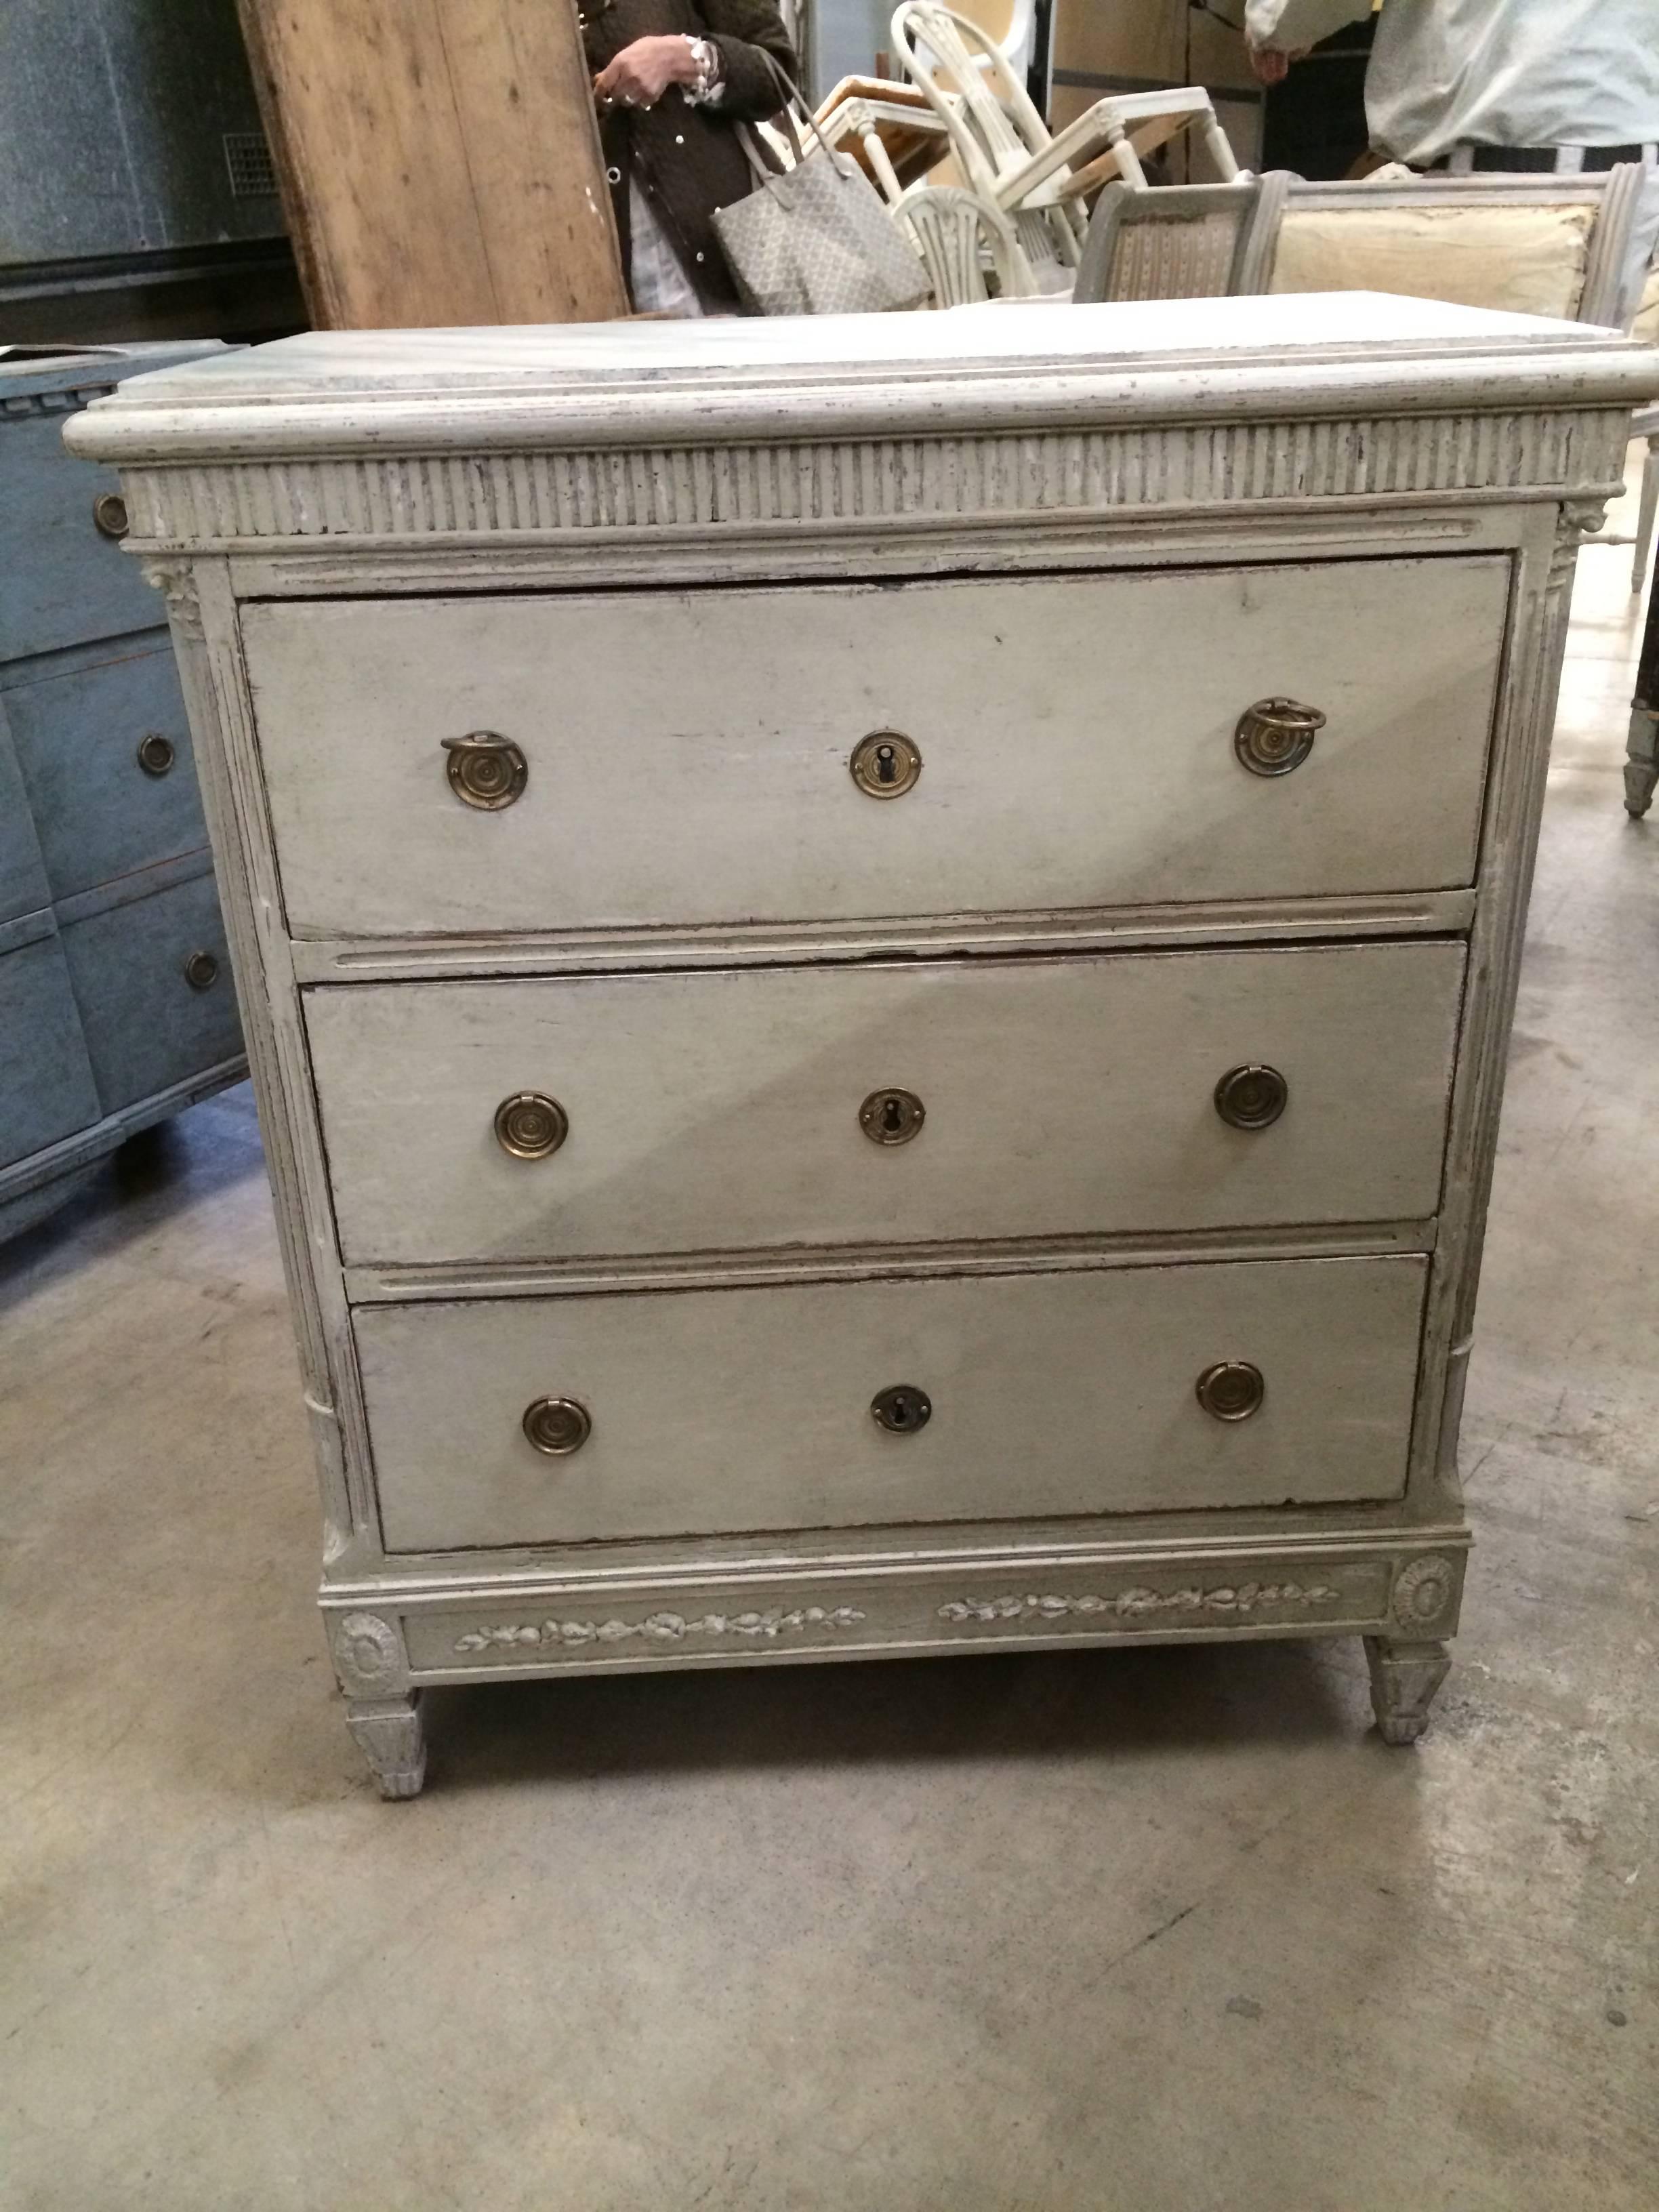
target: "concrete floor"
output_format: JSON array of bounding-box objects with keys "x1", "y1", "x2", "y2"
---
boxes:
[{"x1": 3, "y1": 489, "x2": 1656, "y2": 2212}]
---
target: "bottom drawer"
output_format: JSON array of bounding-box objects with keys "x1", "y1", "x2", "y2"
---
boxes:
[
  {"x1": 59, "y1": 867, "x2": 241, "y2": 1114},
  {"x1": 356, "y1": 1256, "x2": 1429, "y2": 1553},
  {"x1": 0, "y1": 930, "x2": 100, "y2": 1170}
]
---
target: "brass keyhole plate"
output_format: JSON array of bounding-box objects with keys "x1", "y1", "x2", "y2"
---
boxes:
[
  {"x1": 443, "y1": 731, "x2": 528, "y2": 811},
  {"x1": 1233, "y1": 697, "x2": 1326, "y2": 777},
  {"x1": 871, "y1": 1384, "x2": 931, "y2": 1433},
  {"x1": 1214, "y1": 1063, "x2": 1288, "y2": 1130},
  {"x1": 523, "y1": 1395, "x2": 592, "y2": 1455},
  {"x1": 182, "y1": 949, "x2": 220, "y2": 991},
  {"x1": 859, "y1": 1086, "x2": 925, "y2": 1145},
  {"x1": 494, "y1": 1091, "x2": 569, "y2": 1160},
  {"x1": 1195, "y1": 1361, "x2": 1265, "y2": 1422},
  {"x1": 136, "y1": 732, "x2": 175, "y2": 777},
  {"x1": 849, "y1": 729, "x2": 922, "y2": 799}
]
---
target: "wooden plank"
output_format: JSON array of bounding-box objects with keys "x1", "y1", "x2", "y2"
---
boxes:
[{"x1": 236, "y1": 0, "x2": 625, "y2": 329}]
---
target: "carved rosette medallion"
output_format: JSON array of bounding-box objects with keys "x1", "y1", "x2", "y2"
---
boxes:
[
  {"x1": 138, "y1": 559, "x2": 205, "y2": 640},
  {"x1": 334, "y1": 1612, "x2": 403, "y2": 1685},
  {"x1": 1549, "y1": 497, "x2": 1612, "y2": 591},
  {"x1": 1390, "y1": 1556, "x2": 1458, "y2": 1632}
]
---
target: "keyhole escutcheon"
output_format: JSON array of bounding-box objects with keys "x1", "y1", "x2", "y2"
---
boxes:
[
  {"x1": 859, "y1": 1086, "x2": 926, "y2": 1146},
  {"x1": 850, "y1": 729, "x2": 922, "y2": 799},
  {"x1": 872, "y1": 1385, "x2": 932, "y2": 1434}
]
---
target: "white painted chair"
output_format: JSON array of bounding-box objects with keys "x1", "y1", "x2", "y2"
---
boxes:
[
  {"x1": 893, "y1": 184, "x2": 1038, "y2": 304},
  {"x1": 1074, "y1": 176, "x2": 1290, "y2": 304},
  {"x1": 1258, "y1": 167, "x2": 1650, "y2": 329},
  {"x1": 890, "y1": 1, "x2": 1241, "y2": 274}
]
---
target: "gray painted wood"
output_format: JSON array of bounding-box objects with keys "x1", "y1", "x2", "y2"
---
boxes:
[
  {"x1": 62, "y1": 301, "x2": 1657, "y2": 1782},
  {"x1": 0, "y1": 705, "x2": 52, "y2": 927},
  {"x1": 306, "y1": 941, "x2": 1466, "y2": 1266},
  {"x1": 58, "y1": 865, "x2": 240, "y2": 1115},
  {"x1": 356, "y1": 1255, "x2": 1431, "y2": 1552},
  {"x1": 0, "y1": 930, "x2": 102, "y2": 1170},
  {"x1": 3, "y1": 636, "x2": 205, "y2": 901},
  {"x1": 243, "y1": 557, "x2": 1509, "y2": 939},
  {"x1": 0, "y1": 346, "x2": 243, "y2": 1235}
]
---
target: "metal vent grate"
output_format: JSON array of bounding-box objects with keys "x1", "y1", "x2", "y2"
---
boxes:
[{"x1": 223, "y1": 130, "x2": 279, "y2": 198}]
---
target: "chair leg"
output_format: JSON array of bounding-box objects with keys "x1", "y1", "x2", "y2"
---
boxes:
[
  {"x1": 1202, "y1": 114, "x2": 1241, "y2": 181},
  {"x1": 1632, "y1": 440, "x2": 1659, "y2": 598},
  {"x1": 1107, "y1": 125, "x2": 1149, "y2": 190}
]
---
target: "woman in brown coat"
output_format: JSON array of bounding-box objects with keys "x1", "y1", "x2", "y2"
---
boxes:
[{"x1": 583, "y1": 0, "x2": 798, "y2": 314}]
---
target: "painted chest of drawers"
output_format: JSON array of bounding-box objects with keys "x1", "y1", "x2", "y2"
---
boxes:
[
  {"x1": 68, "y1": 297, "x2": 1659, "y2": 1795},
  {"x1": 1, "y1": 345, "x2": 245, "y2": 1241}
]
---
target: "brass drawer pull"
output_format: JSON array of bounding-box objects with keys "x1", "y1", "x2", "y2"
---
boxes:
[
  {"x1": 871, "y1": 1383, "x2": 931, "y2": 1433},
  {"x1": 859, "y1": 1086, "x2": 925, "y2": 1145},
  {"x1": 442, "y1": 730, "x2": 528, "y2": 810},
  {"x1": 494, "y1": 1092, "x2": 568, "y2": 1160},
  {"x1": 92, "y1": 491, "x2": 129, "y2": 540},
  {"x1": 182, "y1": 949, "x2": 220, "y2": 991},
  {"x1": 1214, "y1": 1063, "x2": 1288, "y2": 1130},
  {"x1": 850, "y1": 729, "x2": 922, "y2": 798},
  {"x1": 1234, "y1": 697, "x2": 1326, "y2": 777},
  {"x1": 1195, "y1": 1361, "x2": 1264, "y2": 1422},
  {"x1": 523, "y1": 1395, "x2": 591, "y2": 1455},
  {"x1": 136, "y1": 732, "x2": 175, "y2": 777}
]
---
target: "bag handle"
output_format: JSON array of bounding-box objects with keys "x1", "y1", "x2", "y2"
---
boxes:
[
  {"x1": 734, "y1": 51, "x2": 847, "y2": 192},
  {"x1": 757, "y1": 49, "x2": 841, "y2": 167}
]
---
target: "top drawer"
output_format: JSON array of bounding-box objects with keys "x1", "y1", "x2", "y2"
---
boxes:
[{"x1": 243, "y1": 556, "x2": 1508, "y2": 940}]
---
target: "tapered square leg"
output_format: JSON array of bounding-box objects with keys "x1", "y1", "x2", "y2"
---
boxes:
[
  {"x1": 346, "y1": 1692, "x2": 427, "y2": 1799},
  {"x1": 1364, "y1": 1637, "x2": 1450, "y2": 1746}
]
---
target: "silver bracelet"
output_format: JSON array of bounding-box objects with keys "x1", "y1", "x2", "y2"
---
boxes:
[{"x1": 682, "y1": 35, "x2": 724, "y2": 105}]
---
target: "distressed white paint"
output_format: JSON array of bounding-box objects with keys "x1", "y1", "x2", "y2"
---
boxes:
[
  {"x1": 355, "y1": 1256, "x2": 1430, "y2": 1551},
  {"x1": 245, "y1": 559, "x2": 1507, "y2": 938},
  {"x1": 61, "y1": 299, "x2": 1659, "y2": 1789},
  {"x1": 305, "y1": 942, "x2": 1465, "y2": 1266}
]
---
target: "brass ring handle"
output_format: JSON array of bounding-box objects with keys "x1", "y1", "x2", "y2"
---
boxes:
[
  {"x1": 1234, "y1": 698, "x2": 1326, "y2": 777},
  {"x1": 494, "y1": 1092, "x2": 568, "y2": 1160},
  {"x1": 182, "y1": 949, "x2": 220, "y2": 991},
  {"x1": 1214, "y1": 1063, "x2": 1288, "y2": 1131},
  {"x1": 850, "y1": 729, "x2": 922, "y2": 798},
  {"x1": 92, "y1": 491, "x2": 129, "y2": 540},
  {"x1": 1195, "y1": 1361, "x2": 1265, "y2": 1422},
  {"x1": 442, "y1": 731, "x2": 528, "y2": 811},
  {"x1": 859, "y1": 1086, "x2": 925, "y2": 1145},
  {"x1": 871, "y1": 1383, "x2": 931, "y2": 1433},
  {"x1": 136, "y1": 732, "x2": 176, "y2": 777},
  {"x1": 523, "y1": 1396, "x2": 591, "y2": 1455}
]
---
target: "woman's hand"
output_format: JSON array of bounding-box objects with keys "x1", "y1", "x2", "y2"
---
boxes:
[
  {"x1": 1247, "y1": 42, "x2": 1309, "y2": 84},
  {"x1": 594, "y1": 35, "x2": 701, "y2": 109}
]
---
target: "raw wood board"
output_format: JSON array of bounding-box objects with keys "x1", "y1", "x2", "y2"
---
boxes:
[{"x1": 236, "y1": 0, "x2": 626, "y2": 328}]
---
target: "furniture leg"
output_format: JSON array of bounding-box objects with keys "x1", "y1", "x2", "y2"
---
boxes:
[
  {"x1": 346, "y1": 1692, "x2": 427, "y2": 1799},
  {"x1": 1632, "y1": 436, "x2": 1658, "y2": 598},
  {"x1": 1364, "y1": 1637, "x2": 1451, "y2": 1745},
  {"x1": 1626, "y1": 541, "x2": 1659, "y2": 816},
  {"x1": 1201, "y1": 112, "x2": 1240, "y2": 181}
]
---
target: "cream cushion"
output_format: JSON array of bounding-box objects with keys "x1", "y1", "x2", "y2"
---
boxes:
[{"x1": 1270, "y1": 203, "x2": 1595, "y2": 321}]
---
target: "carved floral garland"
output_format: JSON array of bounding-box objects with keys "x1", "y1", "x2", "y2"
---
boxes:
[
  {"x1": 453, "y1": 1604, "x2": 865, "y2": 1654},
  {"x1": 937, "y1": 1582, "x2": 1342, "y2": 1626}
]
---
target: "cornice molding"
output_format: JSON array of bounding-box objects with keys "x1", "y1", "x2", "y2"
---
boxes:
[{"x1": 108, "y1": 405, "x2": 1632, "y2": 548}]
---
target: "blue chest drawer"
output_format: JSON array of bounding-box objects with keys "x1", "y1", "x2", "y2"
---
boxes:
[{"x1": 0, "y1": 344, "x2": 247, "y2": 1240}]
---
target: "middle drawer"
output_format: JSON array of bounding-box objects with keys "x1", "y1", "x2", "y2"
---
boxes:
[{"x1": 308, "y1": 941, "x2": 1464, "y2": 1267}]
